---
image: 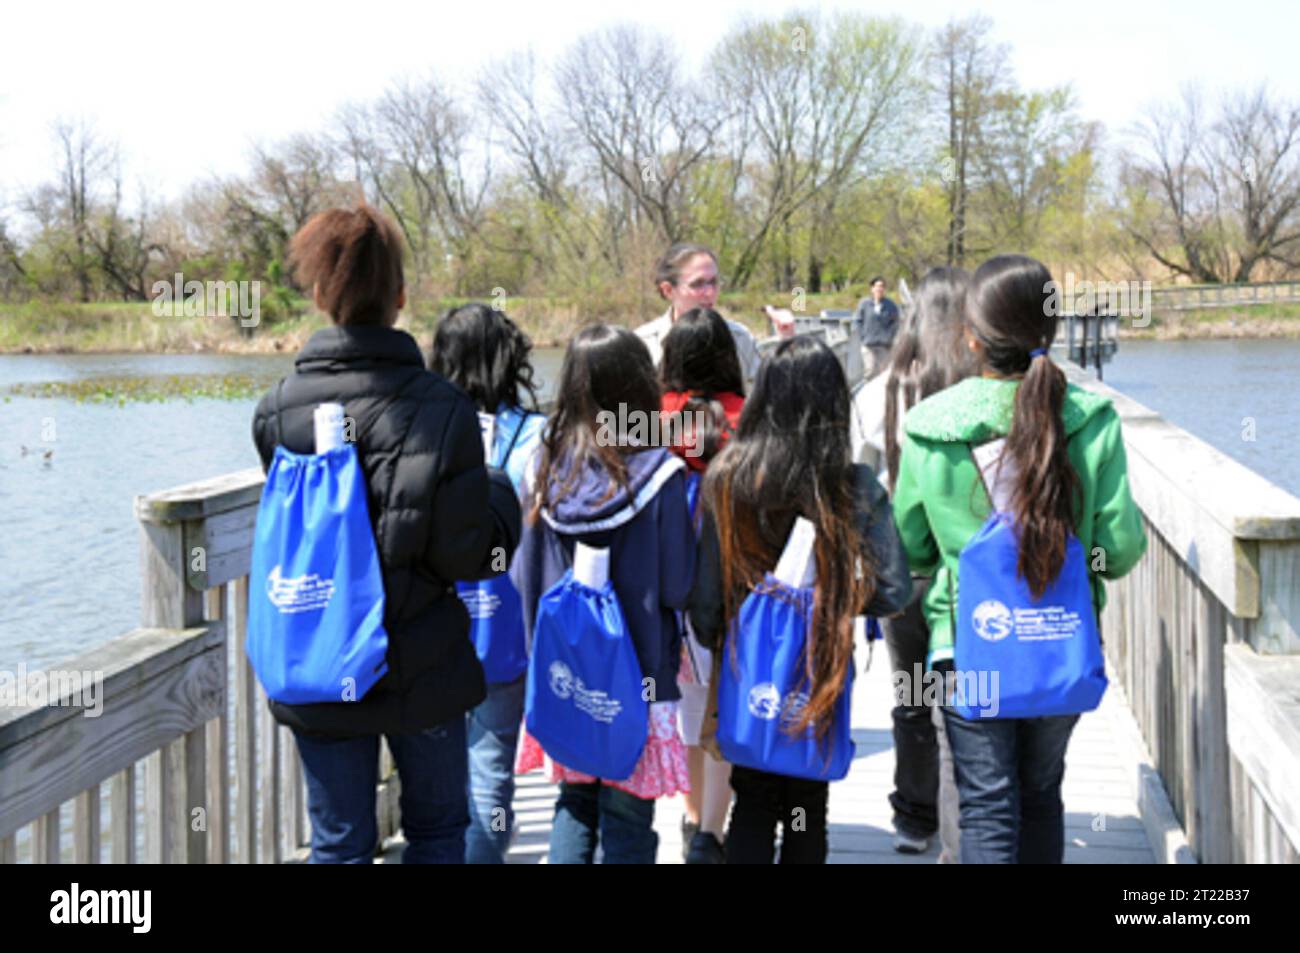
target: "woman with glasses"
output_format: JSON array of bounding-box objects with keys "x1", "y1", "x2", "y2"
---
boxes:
[{"x1": 635, "y1": 243, "x2": 763, "y2": 387}]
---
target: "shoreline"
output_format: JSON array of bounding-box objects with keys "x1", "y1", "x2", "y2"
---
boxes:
[{"x1": 3, "y1": 304, "x2": 1298, "y2": 356}]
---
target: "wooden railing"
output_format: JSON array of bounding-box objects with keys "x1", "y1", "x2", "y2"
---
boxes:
[
  {"x1": 0, "y1": 469, "x2": 403, "y2": 863},
  {"x1": 1068, "y1": 365, "x2": 1300, "y2": 863},
  {"x1": 5, "y1": 344, "x2": 1297, "y2": 864}
]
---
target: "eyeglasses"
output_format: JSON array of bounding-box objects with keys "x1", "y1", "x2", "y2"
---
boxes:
[{"x1": 678, "y1": 277, "x2": 720, "y2": 291}]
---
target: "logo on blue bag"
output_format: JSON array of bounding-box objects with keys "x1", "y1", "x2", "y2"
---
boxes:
[
  {"x1": 265, "y1": 565, "x2": 334, "y2": 614},
  {"x1": 748, "y1": 682, "x2": 781, "y2": 720},
  {"x1": 972, "y1": 599, "x2": 1013, "y2": 641},
  {"x1": 548, "y1": 661, "x2": 574, "y2": 700},
  {"x1": 548, "y1": 660, "x2": 623, "y2": 724},
  {"x1": 460, "y1": 587, "x2": 501, "y2": 621},
  {"x1": 781, "y1": 690, "x2": 810, "y2": 727}
]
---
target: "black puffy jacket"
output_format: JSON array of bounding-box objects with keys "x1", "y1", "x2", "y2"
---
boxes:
[{"x1": 251, "y1": 324, "x2": 521, "y2": 737}]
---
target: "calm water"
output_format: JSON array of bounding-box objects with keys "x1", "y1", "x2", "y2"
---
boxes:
[{"x1": 0, "y1": 340, "x2": 1295, "y2": 670}]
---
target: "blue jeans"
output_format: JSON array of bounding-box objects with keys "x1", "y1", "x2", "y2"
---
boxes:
[
  {"x1": 294, "y1": 718, "x2": 469, "y2": 864},
  {"x1": 941, "y1": 708, "x2": 1079, "y2": 864},
  {"x1": 465, "y1": 676, "x2": 526, "y2": 864},
  {"x1": 549, "y1": 781, "x2": 657, "y2": 864}
]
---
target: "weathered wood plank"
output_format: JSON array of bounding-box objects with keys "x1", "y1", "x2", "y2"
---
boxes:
[
  {"x1": 141, "y1": 517, "x2": 204, "y2": 629},
  {"x1": 0, "y1": 626, "x2": 223, "y2": 838},
  {"x1": 1247, "y1": 541, "x2": 1300, "y2": 654},
  {"x1": 1224, "y1": 644, "x2": 1300, "y2": 856},
  {"x1": 1121, "y1": 439, "x2": 1260, "y2": 617},
  {"x1": 204, "y1": 586, "x2": 229, "y2": 864},
  {"x1": 258, "y1": 682, "x2": 280, "y2": 864},
  {"x1": 110, "y1": 767, "x2": 136, "y2": 864},
  {"x1": 232, "y1": 576, "x2": 257, "y2": 864},
  {"x1": 34, "y1": 809, "x2": 61, "y2": 863},
  {"x1": 73, "y1": 785, "x2": 101, "y2": 863},
  {"x1": 0, "y1": 832, "x2": 15, "y2": 864},
  {"x1": 135, "y1": 468, "x2": 265, "y2": 524},
  {"x1": 186, "y1": 508, "x2": 257, "y2": 590},
  {"x1": 182, "y1": 726, "x2": 208, "y2": 863}
]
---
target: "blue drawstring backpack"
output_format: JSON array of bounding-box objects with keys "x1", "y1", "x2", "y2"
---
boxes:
[
  {"x1": 247, "y1": 435, "x2": 389, "y2": 704},
  {"x1": 455, "y1": 414, "x2": 530, "y2": 684},
  {"x1": 525, "y1": 543, "x2": 648, "y2": 780},
  {"x1": 717, "y1": 518, "x2": 856, "y2": 782},
  {"x1": 684, "y1": 469, "x2": 702, "y2": 523},
  {"x1": 952, "y1": 441, "x2": 1106, "y2": 720}
]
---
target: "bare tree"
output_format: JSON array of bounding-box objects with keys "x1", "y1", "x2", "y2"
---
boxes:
[
  {"x1": 337, "y1": 78, "x2": 490, "y2": 290},
  {"x1": 90, "y1": 172, "x2": 164, "y2": 300},
  {"x1": 477, "y1": 50, "x2": 606, "y2": 274},
  {"x1": 35, "y1": 120, "x2": 114, "y2": 301},
  {"x1": 1122, "y1": 86, "x2": 1300, "y2": 282},
  {"x1": 555, "y1": 25, "x2": 722, "y2": 250}
]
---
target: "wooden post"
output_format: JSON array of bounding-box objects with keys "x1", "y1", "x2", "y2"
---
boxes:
[
  {"x1": 73, "y1": 784, "x2": 101, "y2": 863},
  {"x1": 232, "y1": 575, "x2": 257, "y2": 864},
  {"x1": 110, "y1": 767, "x2": 136, "y2": 864},
  {"x1": 138, "y1": 506, "x2": 208, "y2": 864},
  {"x1": 34, "y1": 809, "x2": 60, "y2": 863},
  {"x1": 204, "y1": 586, "x2": 229, "y2": 863}
]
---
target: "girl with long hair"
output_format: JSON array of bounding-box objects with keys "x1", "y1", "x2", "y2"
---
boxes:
[
  {"x1": 689, "y1": 335, "x2": 912, "y2": 863},
  {"x1": 891, "y1": 254, "x2": 1146, "y2": 863},
  {"x1": 512, "y1": 324, "x2": 697, "y2": 864},
  {"x1": 430, "y1": 302, "x2": 546, "y2": 864},
  {"x1": 658, "y1": 307, "x2": 745, "y2": 864}
]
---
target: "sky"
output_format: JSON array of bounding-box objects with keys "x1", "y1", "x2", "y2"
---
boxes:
[{"x1": 1, "y1": 0, "x2": 1295, "y2": 207}]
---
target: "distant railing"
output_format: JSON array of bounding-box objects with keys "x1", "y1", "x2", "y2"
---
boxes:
[{"x1": 1151, "y1": 280, "x2": 1300, "y2": 312}]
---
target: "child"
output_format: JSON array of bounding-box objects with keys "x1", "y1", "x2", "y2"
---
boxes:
[
  {"x1": 875, "y1": 268, "x2": 979, "y2": 859},
  {"x1": 512, "y1": 324, "x2": 697, "y2": 864},
  {"x1": 891, "y1": 254, "x2": 1147, "y2": 864},
  {"x1": 429, "y1": 303, "x2": 547, "y2": 864},
  {"x1": 689, "y1": 335, "x2": 912, "y2": 863},
  {"x1": 659, "y1": 307, "x2": 745, "y2": 864},
  {"x1": 251, "y1": 205, "x2": 521, "y2": 864}
]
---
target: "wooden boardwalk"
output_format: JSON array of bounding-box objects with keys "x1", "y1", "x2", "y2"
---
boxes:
[{"x1": 377, "y1": 650, "x2": 1156, "y2": 864}]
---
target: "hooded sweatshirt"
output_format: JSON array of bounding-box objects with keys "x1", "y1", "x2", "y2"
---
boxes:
[
  {"x1": 510, "y1": 445, "x2": 697, "y2": 702},
  {"x1": 891, "y1": 375, "x2": 1148, "y2": 667}
]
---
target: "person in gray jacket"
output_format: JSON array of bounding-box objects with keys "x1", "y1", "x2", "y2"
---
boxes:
[{"x1": 855, "y1": 276, "x2": 901, "y2": 381}]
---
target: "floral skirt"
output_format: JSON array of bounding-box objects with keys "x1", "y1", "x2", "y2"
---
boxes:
[{"x1": 515, "y1": 701, "x2": 690, "y2": 800}]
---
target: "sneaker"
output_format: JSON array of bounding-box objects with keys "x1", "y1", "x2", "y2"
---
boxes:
[
  {"x1": 893, "y1": 830, "x2": 930, "y2": 854},
  {"x1": 685, "y1": 831, "x2": 725, "y2": 865},
  {"x1": 681, "y1": 818, "x2": 700, "y2": 862}
]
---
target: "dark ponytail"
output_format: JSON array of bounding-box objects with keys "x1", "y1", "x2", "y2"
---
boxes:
[{"x1": 968, "y1": 255, "x2": 1080, "y2": 598}]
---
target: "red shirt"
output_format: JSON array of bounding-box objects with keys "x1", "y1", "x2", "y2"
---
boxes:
[{"x1": 660, "y1": 390, "x2": 745, "y2": 472}]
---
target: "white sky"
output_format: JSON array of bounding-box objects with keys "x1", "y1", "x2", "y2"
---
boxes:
[{"x1": 1, "y1": 0, "x2": 1295, "y2": 206}]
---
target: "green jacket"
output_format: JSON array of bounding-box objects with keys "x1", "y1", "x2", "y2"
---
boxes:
[{"x1": 891, "y1": 376, "x2": 1147, "y2": 666}]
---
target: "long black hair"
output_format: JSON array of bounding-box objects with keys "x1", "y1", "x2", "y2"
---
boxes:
[
  {"x1": 660, "y1": 307, "x2": 744, "y2": 466},
  {"x1": 967, "y1": 254, "x2": 1081, "y2": 598},
  {"x1": 704, "y1": 334, "x2": 872, "y2": 742},
  {"x1": 429, "y1": 302, "x2": 539, "y2": 413},
  {"x1": 884, "y1": 267, "x2": 978, "y2": 489},
  {"x1": 527, "y1": 324, "x2": 660, "y2": 523}
]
